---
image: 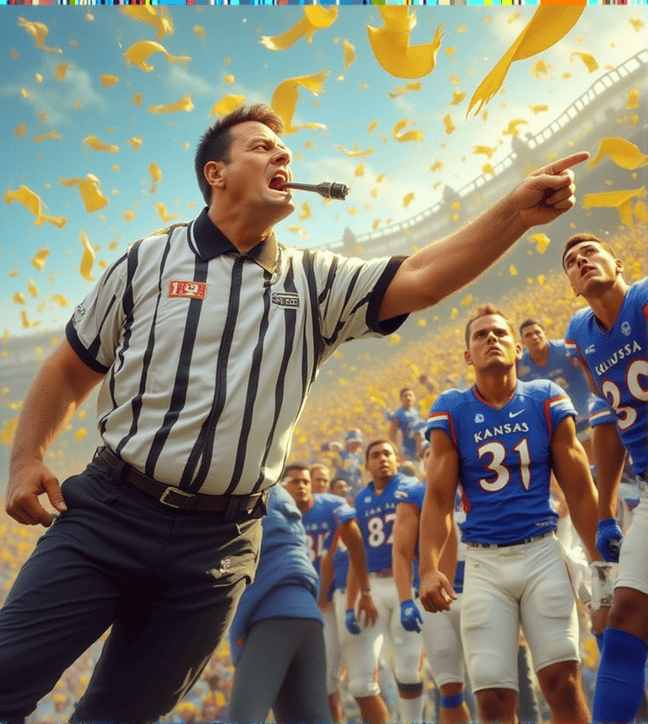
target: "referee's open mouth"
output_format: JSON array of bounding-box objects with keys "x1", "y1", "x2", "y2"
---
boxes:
[{"x1": 268, "y1": 169, "x2": 291, "y2": 192}]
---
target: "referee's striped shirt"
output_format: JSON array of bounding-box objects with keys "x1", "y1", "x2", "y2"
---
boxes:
[{"x1": 67, "y1": 208, "x2": 406, "y2": 496}]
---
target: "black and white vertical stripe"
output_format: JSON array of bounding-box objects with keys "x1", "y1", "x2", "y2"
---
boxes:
[{"x1": 67, "y1": 218, "x2": 404, "y2": 495}]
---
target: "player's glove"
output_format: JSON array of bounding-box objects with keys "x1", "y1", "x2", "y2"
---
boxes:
[
  {"x1": 596, "y1": 518, "x2": 623, "y2": 562},
  {"x1": 400, "y1": 599, "x2": 423, "y2": 632},
  {"x1": 345, "y1": 608, "x2": 361, "y2": 635}
]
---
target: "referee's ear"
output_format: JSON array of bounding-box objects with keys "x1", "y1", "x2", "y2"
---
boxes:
[{"x1": 204, "y1": 160, "x2": 226, "y2": 192}]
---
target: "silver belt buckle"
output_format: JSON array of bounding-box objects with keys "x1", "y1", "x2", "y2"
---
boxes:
[{"x1": 159, "y1": 486, "x2": 196, "y2": 509}]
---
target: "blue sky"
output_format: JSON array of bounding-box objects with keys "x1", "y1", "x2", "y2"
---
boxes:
[{"x1": 1, "y1": 4, "x2": 646, "y2": 338}]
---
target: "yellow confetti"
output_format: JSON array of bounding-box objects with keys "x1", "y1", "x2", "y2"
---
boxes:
[
  {"x1": 367, "y1": 119, "x2": 378, "y2": 134},
  {"x1": 20, "y1": 310, "x2": 40, "y2": 329},
  {"x1": 79, "y1": 230, "x2": 96, "y2": 281},
  {"x1": 626, "y1": 89, "x2": 640, "y2": 110},
  {"x1": 466, "y1": 6, "x2": 585, "y2": 117},
  {"x1": 224, "y1": 74, "x2": 235, "y2": 85},
  {"x1": 473, "y1": 144, "x2": 498, "y2": 159},
  {"x1": 460, "y1": 294, "x2": 472, "y2": 306},
  {"x1": 33, "y1": 131, "x2": 61, "y2": 143},
  {"x1": 74, "y1": 428, "x2": 88, "y2": 442},
  {"x1": 12, "y1": 292, "x2": 26, "y2": 305},
  {"x1": 582, "y1": 188, "x2": 646, "y2": 227},
  {"x1": 38, "y1": 111, "x2": 47, "y2": 123},
  {"x1": 124, "y1": 210, "x2": 135, "y2": 222},
  {"x1": 59, "y1": 174, "x2": 109, "y2": 213},
  {"x1": 588, "y1": 138, "x2": 648, "y2": 171},
  {"x1": 271, "y1": 70, "x2": 329, "y2": 135},
  {"x1": 392, "y1": 119, "x2": 424, "y2": 142},
  {"x1": 123, "y1": 40, "x2": 190, "y2": 73},
  {"x1": 154, "y1": 202, "x2": 178, "y2": 223},
  {"x1": 388, "y1": 81, "x2": 422, "y2": 99},
  {"x1": 298, "y1": 202, "x2": 312, "y2": 221},
  {"x1": 537, "y1": 275, "x2": 545, "y2": 285},
  {"x1": 531, "y1": 59, "x2": 551, "y2": 80},
  {"x1": 509, "y1": 264, "x2": 518, "y2": 276},
  {"x1": 0, "y1": 418, "x2": 18, "y2": 447},
  {"x1": 451, "y1": 308, "x2": 458, "y2": 320},
  {"x1": 127, "y1": 136, "x2": 143, "y2": 151},
  {"x1": 389, "y1": 333, "x2": 401, "y2": 346},
  {"x1": 430, "y1": 160, "x2": 444, "y2": 172},
  {"x1": 502, "y1": 119, "x2": 527, "y2": 137},
  {"x1": 54, "y1": 62, "x2": 69, "y2": 80},
  {"x1": 83, "y1": 134, "x2": 119, "y2": 153},
  {"x1": 149, "y1": 162, "x2": 162, "y2": 193},
  {"x1": 51, "y1": 294, "x2": 68, "y2": 307},
  {"x1": 367, "y1": 7, "x2": 444, "y2": 80},
  {"x1": 529, "y1": 232, "x2": 550, "y2": 254},
  {"x1": 211, "y1": 95, "x2": 246, "y2": 116},
  {"x1": 17, "y1": 16, "x2": 62, "y2": 55},
  {"x1": 261, "y1": 7, "x2": 338, "y2": 51},
  {"x1": 14, "y1": 123, "x2": 27, "y2": 138},
  {"x1": 335, "y1": 144, "x2": 374, "y2": 158},
  {"x1": 628, "y1": 16, "x2": 644, "y2": 32},
  {"x1": 635, "y1": 200, "x2": 648, "y2": 223},
  {"x1": 570, "y1": 51, "x2": 598, "y2": 73},
  {"x1": 403, "y1": 192, "x2": 415, "y2": 207},
  {"x1": 32, "y1": 248, "x2": 50, "y2": 271},
  {"x1": 4, "y1": 186, "x2": 67, "y2": 228},
  {"x1": 450, "y1": 88, "x2": 466, "y2": 106},
  {"x1": 100, "y1": 75, "x2": 119, "y2": 89},
  {"x1": 119, "y1": 6, "x2": 174, "y2": 40},
  {"x1": 10, "y1": 49, "x2": 19, "y2": 59},
  {"x1": 27, "y1": 279, "x2": 39, "y2": 298},
  {"x1": 445, "y1": 47, "x2": 455, "y2": 57},
  {"x1": 342, "y1": 39, "x2": 356, "y2": 71},
  {"x1": 147, "y1": 95, "x2": 194, "y2": 114},
  {"x1": 372, "y1": 219, "x2": 381, "y2": 230},
  {"x1": 443, "y1": 115, "x2": 455, "y2": 135}
]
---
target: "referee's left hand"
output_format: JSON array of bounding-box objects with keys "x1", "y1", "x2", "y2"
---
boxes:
[{"x1": 6, "y1": 459, "x2": 67, "y2": 527}]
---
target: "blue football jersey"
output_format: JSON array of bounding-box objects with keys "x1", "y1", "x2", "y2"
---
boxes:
[
  {"x1": 518, "y1": 339, "x2": 591, "y2": 419},
  {"x1": 354, "y1": 474, "x2": 406, "y2": 572},
  {"x1": 387, "y1": 406, "x2": 424, "y2": 460},
  {"x1": 588, "y1": 395, "x2": 616, "y2": 428},
  {"x1": 301, "y1": 493, "x2": 348, "y2": 574},
  {"x1": 425, "y1": 380, "x2": 574, "y2": 544},
  {"x1": 565, "y1": 278, "x2": 648, "y2": 476}
]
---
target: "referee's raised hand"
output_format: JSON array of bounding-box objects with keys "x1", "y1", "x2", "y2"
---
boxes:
[{"x1": 6, "y1": 459, "x2": 67, "y2": 527}]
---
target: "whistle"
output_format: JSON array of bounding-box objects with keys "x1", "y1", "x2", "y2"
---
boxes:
[{"x1": 282, "y1": 182, "x2": 350, "y2": 200}]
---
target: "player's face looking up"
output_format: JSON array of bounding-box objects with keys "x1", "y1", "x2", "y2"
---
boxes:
[
  {"x1": 365, "y1": 441, "x2": 398, "y2": 487},
  {"x1": 284, "y1": 468, "x2": 312, "y2": 510},
  {"x1": 563, "y1": 241, "x2": 623, "y2": 297},
  {"x1": 465, "y1": 314, "x2": 522, "y2": 374},
  {"x1": 400, "y1": 389, "x2": 416, "y2": 409}
]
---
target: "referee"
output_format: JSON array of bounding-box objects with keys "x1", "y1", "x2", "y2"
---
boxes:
[{"x1": 2, "y1": 103, "x2": 587, "y2": 722}]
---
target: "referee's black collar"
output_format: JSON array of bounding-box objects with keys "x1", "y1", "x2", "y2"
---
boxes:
[{"x1": 192, "y1": 207, "x2": 278, "y2": 273}]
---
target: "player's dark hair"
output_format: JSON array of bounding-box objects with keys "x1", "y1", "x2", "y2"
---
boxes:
[
  {"x1": 284, "y1": 463, "x2": 310, "y2": 475},
  {"x1": 399, "y1": 387, "x2": 413, "y2": 397},
  {"x1": 194, "y1": 104, "x2": 284, "y2": 205},
  {"x1": 464, "y1": 303, "x2": 516, "y2": 348},
  {"x1": 519, "y1": 318, "x2": 544, "y2": 336},
  {"x1": 365, "y1": 439, "x2": 398, "y2": 462},
  {"x1": 561, "y1": 233, "x2": 618, "y2": 270}
]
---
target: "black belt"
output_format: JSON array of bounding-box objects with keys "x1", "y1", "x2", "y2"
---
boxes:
[
  {"x1": 94, "y1": 446, "x2": 267, "y2": 514},
  {"x1": 467, "y1": 530, "x2": 553, "y2": 549}
]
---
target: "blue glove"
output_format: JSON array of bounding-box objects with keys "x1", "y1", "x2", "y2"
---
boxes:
[
  {"x1": 400, "y1": 599, "x2": 423, "y2": 633},
  {"x1": 345, "y1": 608, "x2": 361, "y2": 635},
  {"x1": 596, "y1": 518, "x2": 623, "y2": 562}
]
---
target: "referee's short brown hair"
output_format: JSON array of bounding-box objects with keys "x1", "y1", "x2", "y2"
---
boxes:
[{"x1": 195, "y1": 104, "x2": 285, "y2": 204}]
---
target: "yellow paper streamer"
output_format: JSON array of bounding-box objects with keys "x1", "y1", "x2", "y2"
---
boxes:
[
  {"x1": 466, "y1": 6, "x2": 585, "y2": 117},
  {"x1": 83, "y1": 134, "x2": 119, "y2": 153},
  {"x1": 473, "y1": 144, "x2": 498, "y2": 159},
  {"x1": 529, "y1": 104, "x2": 548, "y2": 114},
  {"x1": 34, "y1": 131, "x2": 61, "y2": 143},
  {"x1": 147, "y1": 95, "x2": 194, "y2": 114},
  {"x1": 123, "y1": 41, "x2": 190, "y2": 73},
  {"x1": 17, "y1": 17, "x2": 62, "y2": 55},
  {"x1": 570, "y1": 51, "x2": 598, "y2": 73},
  {"x1": 582, "y1": 188, "x2": 646, "y2": 227},
  {"x1": 392, "y1": 119, "x2": 424, "y2": 142},
  {"x1": 4, "y1": 186, "x2": 67, "y2": 228},
  {"x1": 367, "y1": 7, "x2": 444, "y2": 79},
  {"x1": 32, "y1": 248, "x2": 50, "y2": 271},
  {"x1": 588, "y1": 138, "x2": 648, "y2": 171},
  {"x1": 119, "y1": 6, "x2": 174, "y2": 40},
  {"x1": 403, "y1": 192, "x2": 415, "y2": 207},
  {"x1": 270, "y1": 70, "x2": 329, "y2": 135},
  {"x1": 502, "y1": 119, "x2": 528, "y2": 136},
  {"x1": 149, "y1": 162, "x2": 162, "y2": 193},
  {"x1": 298, "y1": 202, "x2": 312, "y2": 221},
  {"x1": 389, "y1": 81, "x2": 422, "y2": 99},
  {"x1": 59, "y1": 175, "x2": 109, "y2": 213},
  {"x1": 154, "y1": 202, "x2": 179, "y2": 223},
  {"x1": 260, "y1": 7, "x2": 338, "y2": 51},
  {"x1": 79, "y1": 230, "x2": 96, "y2": 281},
  {"x1": 335, "y1": 145, "x2": 374, "y2": 158},
  {"x1": 211, "y1": 95, "x2": 246, "y2": 116}
]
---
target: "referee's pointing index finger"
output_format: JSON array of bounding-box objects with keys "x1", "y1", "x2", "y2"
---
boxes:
[{"x1": 541, "y1": 152, "x2": 590, "y2": 176}]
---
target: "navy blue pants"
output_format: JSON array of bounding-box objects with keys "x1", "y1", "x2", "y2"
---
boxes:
[{"x1": 0, "y1": 459, "x2": 262, "y2": 722}]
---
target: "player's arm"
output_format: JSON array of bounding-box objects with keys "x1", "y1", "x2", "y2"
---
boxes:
[
  {"x1": 392, "y1": 501, "x2": 419, "y2": 604},
  {"x1": 419, "y1": 429, "x2": 460, "y2": 613},
  {"x1": 592, "y1": 421, "x2": 626, "y2": 521},
  {"x1": 551, "y1": 415, "x2": 600, "y2": 562},
  {"x1": 339, "y1": 519, "x2": 378, "y2": 627},
  {"x1": 572, "y1": 356, "x2": 600, "y2": 397},
  {"x1": 7, "y1": 340, "x2": 106, "y2": 527},
  {"x1": 388, "y1": 418, "x2": 399, "y2": 448},
  {"x1": 378, "y1": 152, "x2": 588, "y2": 320},
  {"x1": 318, "y1": 533, "x2": 338, "y2": 609}
]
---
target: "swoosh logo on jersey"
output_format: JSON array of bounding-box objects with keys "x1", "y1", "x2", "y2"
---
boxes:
[{"x1": 509, "y1": 409, "x2": 524, "y2": 418}]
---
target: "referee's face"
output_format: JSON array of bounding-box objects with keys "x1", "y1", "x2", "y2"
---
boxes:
[{"x1": 220, "y1": 120, "x2": 295, "y2": 226}]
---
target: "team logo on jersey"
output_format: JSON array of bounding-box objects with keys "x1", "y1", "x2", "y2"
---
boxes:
[
  {"x1": 474, "y1": 413, "x2": 484, "y2": 423},
  {"x1": 169, "y1": 280, "x2": 207, "y2": 300},
  {"x1": 271, "y1": 292, "x2": 300, "y2": 308},
  {"x1": 509, "y1": 409, "x2": 524, "y2": 418},
  {"x1": 621, "y1": 321, "x2": 631, "y2": 336},
  {"x1": 585, "y1": 344, "x2": 596, "y2": 355}
]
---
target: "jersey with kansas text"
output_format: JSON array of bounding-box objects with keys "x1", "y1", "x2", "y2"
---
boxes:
[
  {"x1": 387, "y1": 407, "x2": 424, "y2": 460},
  {"x1": 353, "y1": 474, "x2": 407, "y2": 572},
  {"x1": 565, "y1": 278, "x2": 648, "y2": 476},
  {"x1": 518, "y1": 339, "x2": 591, "y2": 419},
  {"x1": 426, "y1": 380, "x2": 574, "y2": 545},
  {"x1": 301, "y1": 493, "x2": 352, "y2": 575}
]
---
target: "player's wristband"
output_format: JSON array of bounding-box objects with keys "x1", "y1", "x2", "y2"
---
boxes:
[
  {"x1": 590, "y1": 561, "x2": 618, "y2": 609},
  {"x1": 360, "y1": 588, "x2": 372, "y2": 595}
]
